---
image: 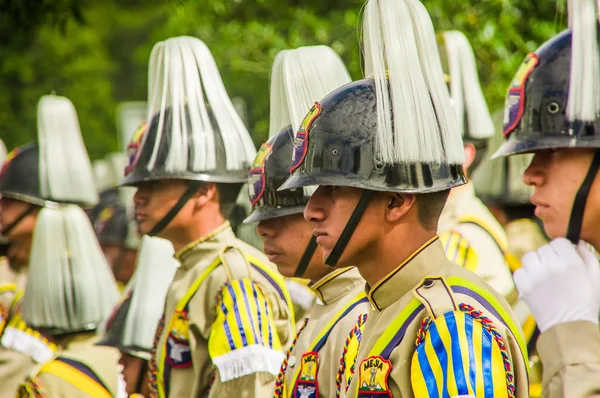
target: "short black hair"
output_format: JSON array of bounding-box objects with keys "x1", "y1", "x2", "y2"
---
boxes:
[{"x1": 416, "y1": 189, "x2": 451, "y2": 231}]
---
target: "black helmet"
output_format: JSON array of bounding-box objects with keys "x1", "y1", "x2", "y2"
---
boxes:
[
  {"x1": 494, "y1": 23, "x2": 600, "y2": 244},
  {"x1": 245, "y1": 126, "x2": 309, "y2": 224},
  {"x1": 279, "y1": 79, "x2": 467, "y2": 194},
  {"x1": 494, "y1": 28, "x2": 600, "y2": 158},
  {"x1": 0, "y1": 144, "x2": 45, "y2": 206},
  {"x1": 121, "y1": 108, "x2": 250, "y2": 187}
]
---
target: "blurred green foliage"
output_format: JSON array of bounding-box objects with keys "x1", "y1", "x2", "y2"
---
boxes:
[{"x1": 0, "y1": 0, "x2": 567, "y2": 159}]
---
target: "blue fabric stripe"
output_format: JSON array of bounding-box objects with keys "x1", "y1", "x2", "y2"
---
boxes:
[
  {"x1": 250, "y1": 263, "x2": 286, "y2": 301},
  {"x1": 261, "y1": 291, "x2": 273, "y2": 348},
  {"x1": 228, "y1": 284, "x2": 248, "y2": 347},
  {"x1": 312, "y1": 297, "x2": 369, "y2": 352},
  {"x1": 252, "y1": 284, "x2": 264, "y2": 345},
  {"x1": 239, "y1": 282, "x2": 259, "y2": 345},
  {"x1": 465, "y1": 313, "x2": 477, "y2": 392},
  {"x1": 220, "y1": 299, "x2": 236, "y2": 350},
  {"x1": 428, "y1": 322, "x2": 451, "y2": 398},
  {"x1": 417, "y1": 344, "x2": 439, "y2": 398},
  {"x1": 445, "y1": 312, "x2": 469, "y2": 395},
  {"x1": 481, "y1": 329, "x2": 494, "y2": 398},
  {"x1": 380, "y1": 304, "x2": 424, "y2": 359}
]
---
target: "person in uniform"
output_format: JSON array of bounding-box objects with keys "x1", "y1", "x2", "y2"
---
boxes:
[
  {"x1": 278, "y1": 0, "x2": 530, "y2": 396},
  {"x1": 99, "y1": 236, "x2": 178, "y2": 397},
  {"x1": 16, "y1": 203, "x2": 123, "y2": 397},
  {"x1": 0, "y1": 95, "x2": 101, "y2": 396},
  {"x1": 492, "y1": 1, "x2": 600, "y2": 395},
  {"x1": 121, "y1": 36, "x2": 294, "y2": 397},
  {"x1": 243, "y1": 46, "x2": 370, "y2": 398},
  {"x1": 436, "y1": 31, "x2": 517, "y2": 302},
  {"x1": 472, "y1": 111, "x2": 549, "y2": 396}
]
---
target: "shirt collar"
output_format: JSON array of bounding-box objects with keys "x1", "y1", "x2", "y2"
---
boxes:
[
  {"x1": 310, "y1": 267, "x2": 364, "y2": 306},
  {"x1": 174, "y1": 221, "x2": 234, "y2": 269},
  {"x1": 366, "y1": 237, "x2": 448, "y2": 311}
]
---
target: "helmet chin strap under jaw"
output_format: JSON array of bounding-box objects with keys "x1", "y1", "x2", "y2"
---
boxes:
[
  {"x1": 324, "y1": 190, "x2": 374, "y2": 267},
  {"x1": 566, "y1": 148, "x2": 600, "y2": 243},
  {"x1": 293, "y1": 235, "x2": 318, "y2": 278},
  {"x1": 147, "y1": 181, "x2": 202, "y2": 237}
]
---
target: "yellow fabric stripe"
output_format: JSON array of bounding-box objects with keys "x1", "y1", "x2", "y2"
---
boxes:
[
  {"x1": 446, "y1": 276, "x2": 529, "y2": 369},
  {"x1": 458, "y1": 215, "x2": 508, "y2": 250},
  {"x1": 522, "y1": 315, "x2": 537, "y2": 346},
  {"x1": 0, "y1": 283, "x2": 17, "y2": 294},
  {"x1": 491, "y1": 337, "x2": 508, "y2": 397},
  {"x1": 456, "y1": 312, "x2": 475, "y2": 395},
  {"x1": 157, "y1": 258, "x2": 222, "y2": 397},
  {"x1": 40, "y1": 360, "x2": 111, "y2": 398},
  {"x1": 289, "y1": 291, "x2": 367, "y2": 387},
  {"x1": 368, "y1": 298, "x2": 422, "y2": 356}
]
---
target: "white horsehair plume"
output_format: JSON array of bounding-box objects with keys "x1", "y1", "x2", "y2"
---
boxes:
[
  {"x1": 37, "y1": 95, "x2": 99, "y2": 206},
  {"x1": 121, "y1": 236, "x2": 177, "y2": 356},
  {"x1": 362, "y1": 0, "x2": 464, "y2": 165},
  {"x1": 270, "y1": 45, "x2": 351, "y2": 197},
  {"x1": 93, "y1": 159, "x2": 113, "y2": 193},
  {"x1": 146, "y1": 36, "x2": 256, "y2": 173},
  {"x1": 442, "y1": 31, "x2": 495, "y2": 139},
  {"x1": 22, "y1": 205, "x2": 119, "y2": 332},
  {"x1": 471, "y1": 111, "x2": 533, "y2": 203},
  {"x1": 269, "y1": 45, "x2": 351, "y2": 138},
  {"x1": 0, "y1": 139, "x2": 6, "y2": 166},
  {"x1": 567, "y1": 0, "x2": 600, "y2": 121}
]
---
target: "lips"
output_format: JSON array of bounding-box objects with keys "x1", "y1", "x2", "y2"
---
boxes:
[
  {"x1": 530, "y1": 196, "x2": 550, "y2": 218},
  {"x1": 263, "y1": 246, "x2": 282, "y2": 262}
]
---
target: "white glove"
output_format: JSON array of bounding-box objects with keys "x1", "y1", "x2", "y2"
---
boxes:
[{"x1": 514, "y1": 238, "x2": 600, "y2": 333}]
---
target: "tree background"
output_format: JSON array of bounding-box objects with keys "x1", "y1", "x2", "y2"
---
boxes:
[{"x1": 0, "y1": 0, "x2": 567, "y2": 160}]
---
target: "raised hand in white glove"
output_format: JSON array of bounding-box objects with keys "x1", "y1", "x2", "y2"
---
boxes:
[{"x1": 514, "y1": 238, "x2": 600, "y2": 333}]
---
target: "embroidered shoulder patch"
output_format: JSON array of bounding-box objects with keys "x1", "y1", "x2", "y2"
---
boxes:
[
  {"x1": 290, "y1": 103, "x2": 322, "y2": 173},
  {"x1": 503, "y1": 53, "x2": 539, "y2": 136},
  {"x1": 293, "y1": 352, "x2": 319, "y2": 398},
  {"x1": 357, "y1": 356, "x2": 392, "y2": 397},
  {"x1": 165, "y1": 310, "x2": 192, "y2": 369},
  {"x1": 124, "y1": 122, "x2": 147, "y2": 176},
  {"x1": 248, "y1": 143, "x2": 273, "y2": 206}
]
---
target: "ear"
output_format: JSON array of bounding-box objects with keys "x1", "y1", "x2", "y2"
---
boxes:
[
  {"x1": 193, "y1": 182, "x2": 217, "y2": 209},
  {"x1": 385, "y1": 193, "x2": 416, "y2": 223},
  {"x1": 463, "y1": 143, "x2": 477, "y2": 172}
]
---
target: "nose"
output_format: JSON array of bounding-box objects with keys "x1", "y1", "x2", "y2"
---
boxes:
[
  {"x1": 304, "y1": 186, "x2": 327, "y2": 223},
  {"x1": 523, "y1": 153, "x2": 545, "y2": 187},
  {"x1": 133, "y1": 187, "x2": 147, "y2": 207},
  {"x1": 257, "y1": 218, "x2": 277, "y2": 239}
]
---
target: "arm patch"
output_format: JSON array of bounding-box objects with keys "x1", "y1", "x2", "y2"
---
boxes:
[
  {"x1": 209, "y1": 279, "x2": 284, "y2": 382},
  {"x1": 411, "y1": 305, "x2": 515, "y2": 398}
]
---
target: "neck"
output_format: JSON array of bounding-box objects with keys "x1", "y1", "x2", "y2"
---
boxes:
[
  {"x1": 167, "y1": 209, "x2": 226, "y2": 252},
  {"x1": 357, "y1": 228, "x2": 437, "y2": 287}
]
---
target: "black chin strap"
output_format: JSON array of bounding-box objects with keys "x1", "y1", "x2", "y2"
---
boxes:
[
  {"x1": 293, "y1": 235, "x2": 318, "y2": 278},
  {"x1": 566, "y1": 151, "x2": 600, "y2": 243},
  {"x1": 325, "y1": 190, "x2": 374, "y2": 267},
  {"x1": 148, "y1": 182, "x2": 202, "y2": 237},
  {"x1": 134, "y1": 359, "x2": 149, "y2": 394},
  {"x1": 0, "y1": 205, "x2": 36, "y2": 256}
]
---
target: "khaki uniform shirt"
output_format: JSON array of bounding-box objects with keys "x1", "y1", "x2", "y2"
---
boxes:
[
  {"x1": 0, "y1": 313, "x2": 58, "y2": 397},
  {"x1": 18, "y1": 332, "x2": 123, "y2": 397},
  {"x1": 278, "y1": 267, "x2": 369, "y2": 398},
  {"x1": 438, "y1": 184, "x2": 516, "y2": 300},
  {"x1": 505, "y1": 219, "x2": 548, "y2": 262},
  {"x1": 347, "y1": 237, "x2": 530, "y2": 398},
  {"x1": 537, "y1": 321, "x2": 600, "y2": 398},
  {"x1": 150, "y1": 222, "x2": 294, "y2": 398}
]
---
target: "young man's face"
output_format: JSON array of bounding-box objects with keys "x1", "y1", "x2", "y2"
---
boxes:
[
  {"x1": 523, "y1": 148, "x2": 600, "y2": 242},
  {"x1": 0, "y1": 197, "x2": 39, "y2": 265},
  {"x1": 132, "y1": 180, "x2": 191, "y2": 239},
  {"x1": 304, "y1": 186, "x2": 385, "y2": 267},
  {"x1": 257, "y1": 213, "x2": 329, "y2": 281}
]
